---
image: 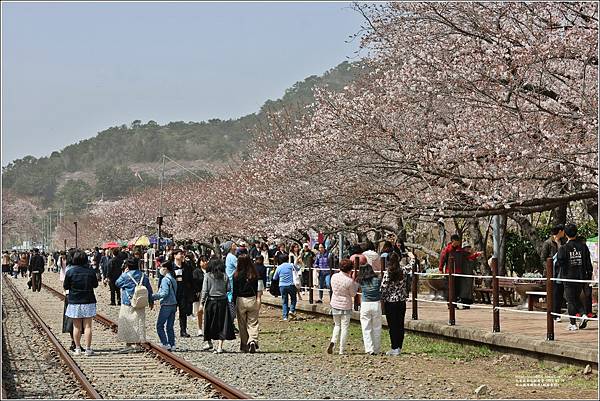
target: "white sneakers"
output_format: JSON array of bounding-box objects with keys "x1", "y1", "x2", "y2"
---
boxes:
[
  {"x1": 73, "y1": 347, "x2": 94, "y2": 356},
  {"x1": 202, "y1": 341, "x2": 213, "y2": 351},
  {"x1": 567, "y1": 324, "x2": 578, "y2": 331},
  {"x1": 554, "y1": 316, "x2": 562, "y2": 322},
  {"x1": 386, "y1": 348, "x2": 401, "y2": 356},
  {"x1": 159, "y1": 344, "x2": 176, "y2": 351},
  {"x1": 197, "y1": 329, "x2": 203, "y2": 337}
]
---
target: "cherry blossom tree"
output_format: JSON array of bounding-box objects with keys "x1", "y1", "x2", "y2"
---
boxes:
[
  {"x1": 1, "y1": 191, "x2": 42, "y2": 248},
  {"x1": 86, "y1": 2, "x2": 597, "y2": 256}
]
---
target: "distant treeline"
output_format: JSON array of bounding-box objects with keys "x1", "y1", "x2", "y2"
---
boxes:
[{"x1": 2, "y1": 61, "x2": 363, "y2": 210}]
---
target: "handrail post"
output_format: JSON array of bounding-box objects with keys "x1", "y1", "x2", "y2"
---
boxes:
[
  {"x1": 448, "y1": 255, "x2": 456, "y2": 325},
  {"x1": 411, "y1": 261, "x2": 418, "y2": 320},
  {"x1": 353, "y1": 256, "x2": 360, "y2": 311},
  {"x1": 546, "y1": 257, "x2": 554, "y2": 341},
  {"x1": 308, "y1": 262, "x2": 314, "y2": 304},
  {"x1": 492, "y1": 258, "x2": 500, "y2": 332},
  {"x1": 328, "y1": 257, "x2": 334, "y2": 302}
]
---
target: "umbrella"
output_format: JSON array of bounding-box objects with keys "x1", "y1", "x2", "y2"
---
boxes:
[
  {"x1": 101, "y1": 241, "x2": 119, "y2": 249},
  {"x1": 135, "y1": 235, "x2": 151, "y2": 246},
  {"x1": 118, "y1": 240, "x2": 128, "y2": 246}
]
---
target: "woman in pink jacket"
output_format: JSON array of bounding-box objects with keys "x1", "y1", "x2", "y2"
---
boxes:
[{"x1": 327, "y1": 259, "x2": 359, "y2": 355}]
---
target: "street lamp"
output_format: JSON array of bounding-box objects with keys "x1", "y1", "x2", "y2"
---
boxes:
[
  {"x1": 157, "y1": 216, "x2": 163, "y2": 251},
  {"x1": 74, "y1": 221, "x2": 78, "y2": 248}
]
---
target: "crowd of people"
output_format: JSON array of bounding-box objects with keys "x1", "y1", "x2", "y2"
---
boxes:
[
  {"x1": 1, "y1": 223, "x2": 595, "y2": 357},
  {"x1": 545, "y1": 223, "x2": 595, "y2": 330},
  {"x1": 436, "y1": 224, "x2": 595, "y2": 330}
]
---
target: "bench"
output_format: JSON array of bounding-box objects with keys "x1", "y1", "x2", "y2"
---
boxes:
[
  {"x1": 474, "y1": 278, "x2": 515, "y2": 306},
  {"x1": 526, "y1": 291, "x2": 547, "y2": 311}
]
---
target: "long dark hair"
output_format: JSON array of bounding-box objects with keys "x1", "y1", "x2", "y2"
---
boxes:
[
  {"x1": 66, "y1": 248, "x2": 76, "y2": 265},
  {"x1": 357, "y1": 264, "x2": 377, "y2": 284},
  {"x1": 207, "y1": 258, "x2": 225, "y2": 280},
  {"x1": 387, "y1": 252, "x2": 404, "y2": 282},
  {"x1": 382, "y1": 241, "x2": 393, "y2": 253},
  {"x1": 290, "y1": 243, "x2": 300, "y2": 255},
  {"x1": 234, "y1": 254, "x2": 257, "y2": 281}
]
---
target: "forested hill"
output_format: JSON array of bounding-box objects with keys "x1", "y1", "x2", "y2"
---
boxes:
[{"x1": 2, "y1": 61, "x2": 362, "y2": 206}]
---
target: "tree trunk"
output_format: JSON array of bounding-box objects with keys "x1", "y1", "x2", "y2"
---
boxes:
[
  {"x1": 396, "y1": 216, "x2": 407, "y2": 242},
  {"x1": 212, "y1": 236, "x2": 221, "y2": 259},
  {"x1": 509, "y1": 213, "x2": 544, "y2": 257},
  {"x1": 452, "y1": 217, "x2": 467, "y2": 239},
  {"x1": 357, "y1": 230, "x2": 368, "y2": 244},
  {"x1": 469, "y1": 217, "x2": 490, "y2": 275},
  {"x1": 492, "y1": 214, "x2": 507, "y2": 276},
  {"x1": 584, "y1": 198, "x2": 598, "y2": 225},
  {"x1": 437, "y1": 218, "x2": 446, "y2": 251},
  {"x1": 551, "y1": 203, "x2": 568, "y2": 226}
]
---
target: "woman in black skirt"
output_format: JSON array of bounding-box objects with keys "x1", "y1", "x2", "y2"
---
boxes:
[
  {"x1": 200, "y1": 258, "x2": 235, "y2": 354},
  {"x1": 60, "y1": 249, "x2": 81, "y2": 351}
]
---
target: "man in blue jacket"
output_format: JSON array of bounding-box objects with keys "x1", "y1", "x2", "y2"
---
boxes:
[{"x1": 273, "y1": 254, "x2": 299, "y2": 320}]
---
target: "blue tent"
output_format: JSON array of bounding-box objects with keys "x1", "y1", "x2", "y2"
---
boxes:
[{"x1": 149, "y1": 236, "x2": 173, "y2": 245}]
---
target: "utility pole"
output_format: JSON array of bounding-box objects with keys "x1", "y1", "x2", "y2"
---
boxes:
[
  {"x1": 47, "y1": 212, "x2": 51, "y2": 251},
  {"x1": 74, "y1": 221, "x2": 78, "y2": 248},
  {"x1": 42, "y1": 217, "x2": 46, "y2": 252},
  {"x1": 157, "y1": 155, "x2": 165, "y2": 252}
]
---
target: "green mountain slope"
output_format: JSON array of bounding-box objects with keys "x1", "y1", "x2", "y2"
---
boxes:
[{"x1": 2, "y1": 61, "x2": 362, "y2": 206}]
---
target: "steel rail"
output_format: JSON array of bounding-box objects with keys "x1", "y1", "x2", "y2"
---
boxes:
[
  {"x1": 4, "y1": 279, "x2": 102, "y2": 399},
  {"x1": 42, "y1": 283, "x2": 250, "y2": 399}
]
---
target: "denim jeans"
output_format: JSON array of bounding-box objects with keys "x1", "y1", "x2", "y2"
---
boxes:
[
  {"x1": 280, "y1": 285, "x2": 297, "y2": 319},
  {"x1": 318, "y1": 274, "x2": 331, "y2": 301},
  {"x1": 156, "y1": 304, "x2": 177, "y2": 346}
]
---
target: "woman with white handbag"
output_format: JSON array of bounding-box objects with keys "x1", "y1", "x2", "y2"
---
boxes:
[{"x1": 115, "y1": 257, "x2": 154, "y2": 353}]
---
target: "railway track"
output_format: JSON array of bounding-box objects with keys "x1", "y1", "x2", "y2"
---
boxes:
[
  {"x1": 2, "y1": 277, "x2": 250, "y2": 399},
  {"x1": 2, "y1": 278, "x2": 87, "y2": 399}
]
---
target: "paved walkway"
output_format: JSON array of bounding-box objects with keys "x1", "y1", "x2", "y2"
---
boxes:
[{"x1": 262, "y1": 290, "x2": 598, "y2": 364}]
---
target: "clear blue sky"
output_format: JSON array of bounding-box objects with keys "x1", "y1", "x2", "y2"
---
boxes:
[{"x1": 1, "y1": 1, "x2": 364, "y2": 165}]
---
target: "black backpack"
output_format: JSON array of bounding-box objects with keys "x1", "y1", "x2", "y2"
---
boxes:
[{"x1": 269, "y1": 278, "x2": 280, "y2": 297}]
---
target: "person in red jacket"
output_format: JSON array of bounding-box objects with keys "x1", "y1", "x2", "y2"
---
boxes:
[
  {"x1": 439, "y1": 234, "x2": 465, "y2": 273},
  {"x1": 439, "y1": 234, "x2": 469, "y2": 308}
]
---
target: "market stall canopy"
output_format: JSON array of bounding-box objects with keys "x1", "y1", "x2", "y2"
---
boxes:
[
  {"x1": 135, "y1": 235, "x2": 151, "y2": 246},
  {"x1": 101, "y1": 241, "x2": 120, "y2": 249}
]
